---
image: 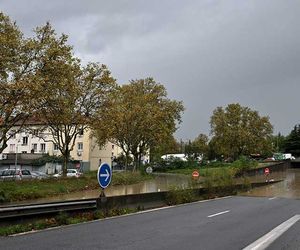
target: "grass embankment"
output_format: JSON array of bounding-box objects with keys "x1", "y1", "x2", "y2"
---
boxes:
[
  {"x1": 0, "y1": 171, "x2": 153, "y2": 203},
  {"x1": 160, "y1": 157, "x2": 258, "y2": 177}
]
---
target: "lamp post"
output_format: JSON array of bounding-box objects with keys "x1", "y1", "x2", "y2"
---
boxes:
[
  {"x1": 15, "y1": 139, "x2": 20, "y2": 170},
  {"x1": 15, "y1": 144, "x2": 18, "y2": 170}
]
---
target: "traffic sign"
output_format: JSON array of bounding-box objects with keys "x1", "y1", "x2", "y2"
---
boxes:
[
  {"x1": 264, "y1": 167, "x2": 270, "y2": 175},
  {"x1": 97, "y1": 163, "x2": 112, "y2": 189},
  {"x1": 192, "y1": 170, "x2": 199, "y2": 178},
  {"x1": 146, "y1": 166, "x2": 153, "y2": 174}
]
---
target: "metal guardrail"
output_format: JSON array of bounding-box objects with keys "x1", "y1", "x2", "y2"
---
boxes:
[{"x1": 0, "y1": 199, "x2": 97, "y2": 219}]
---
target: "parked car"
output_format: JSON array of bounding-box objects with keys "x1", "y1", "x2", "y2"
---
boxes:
[
  {"x1": 53, "y1": 169, "x2": 82, "y2": 178},
  {"x1": 31, "y1": 171, "x2": 50, "y2": 180},
  {"x1": 0, "y1": 169, "x2": 32, "y2": 181}
]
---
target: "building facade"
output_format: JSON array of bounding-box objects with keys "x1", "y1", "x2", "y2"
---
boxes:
[{"x1": 1, "y1": 123, "x2": 122, "y2": 171}]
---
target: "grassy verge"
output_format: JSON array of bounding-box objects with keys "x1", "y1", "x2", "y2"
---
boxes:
[
  {"x1": 159, "y1": 157, "x2": 259, "y2": 177},
  {"x1": 0, "y1": 208, "x2": 138, "y2": 236},
  {"x1": 0, "y1": 171, "x2": 153, "y2": 203}
]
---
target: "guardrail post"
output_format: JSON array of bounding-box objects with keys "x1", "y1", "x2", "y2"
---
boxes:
[{"x1": 96, "y1": 189, "x2": 108, "y2": 210}]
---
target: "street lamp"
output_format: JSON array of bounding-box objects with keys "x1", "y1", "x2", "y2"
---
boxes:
[{"x1": 15, "y1": 139, "x2": 20, "y2": 170}]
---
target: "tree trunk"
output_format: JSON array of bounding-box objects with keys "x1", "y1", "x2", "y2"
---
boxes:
[
  {"x1": 125, "y1": 151, "x2": 131, "y2": 172},
  {"x1": 62, "y1": 150, "x2": 70, "y2": 177},
  {"x1": 133, "y1": 154, "x2": 139, "y2": 172}
]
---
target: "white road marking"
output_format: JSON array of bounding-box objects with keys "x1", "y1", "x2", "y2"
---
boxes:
[
  {"x1": 268, "y1": 197, "x2": 277, "y2": 200},
  {"x1": 243, "y1": 214, "x2": 300, "y2": 250},
  {"x1": 10, "y1": 196, "x2": 232, "y2": 237},
  {"x1": 207, "y1": 210, "x2": 230, "y2": 218}
]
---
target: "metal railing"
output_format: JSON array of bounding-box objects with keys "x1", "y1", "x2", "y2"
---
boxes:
[{"x1": 0, "y1": 199, "x2": 97, "y2": 219}]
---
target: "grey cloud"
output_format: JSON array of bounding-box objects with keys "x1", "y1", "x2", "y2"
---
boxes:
[{"x1": 1, "y1": 0, "x2": 299, "y2": 140}]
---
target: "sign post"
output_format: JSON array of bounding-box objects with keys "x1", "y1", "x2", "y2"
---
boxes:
[{"x1": 264, "y1": 167, "x2": 270, "y2": 182}]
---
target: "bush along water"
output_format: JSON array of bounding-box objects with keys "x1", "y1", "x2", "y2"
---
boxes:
[
  {"x1": 166, "y1": 185, "x2": 198, "y2": 205},
  {"x1": 231, "y1": 156, "x2": 258, "y2": 176},
  {"x1": 202, "y1": 167, "x2": 237, "y2": 198}
]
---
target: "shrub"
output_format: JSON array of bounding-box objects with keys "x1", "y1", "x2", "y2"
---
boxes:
[
  {"x1": 55, "y1": 212, "x2": 68, "y2": 225},
  {"x1": 231, "y1": 156, "x2": 258, "y2": 175},
  {"x1": 166, "y1": 186, "x2": 197, "y2": 205},
  {"x1": 202, "y1": 168, "x2": 236, "y2": 197}
]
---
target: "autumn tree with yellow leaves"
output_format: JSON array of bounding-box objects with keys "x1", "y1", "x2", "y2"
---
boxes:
[
  {"x1": 0, "y1": 12, "x2": 39, "y2": 153},
  {"x1": 92, "y1": 78, "x2": 184, "y2": 171},
  {"x1": 0, "y1": 12, "x2": 116, "y2": 175},
  {"x1": 210, "y1": 103, "x2": 273, "y2": 160}
]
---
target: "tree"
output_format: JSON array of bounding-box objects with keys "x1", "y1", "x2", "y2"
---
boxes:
[
  {"x1": 186, "y1": 133, "x2": 209, "y2": 160},
  {"x1": 271, "y1": 132, "x2": 286, "y2": 153},
  {"x1": 0, "y1": 13, "x2": 116, "y2": 174},
  {"x1": 284, "y1": 125, "x2": 300, "y2": 156},
  {"x1": 150, "y1": 134, "x2": 181, "y2": 162},
  {"x1": 210, "y1": 103, "x2": 273, "y2": 160},
  {"x1": 92, "y1": 78, "x2": 184, "y2": 171},
  {"x1": 32, "y1": 23, "x2": 116, "y2": 175},
  {"x1": 0, "y1": 12, "x2": 37, "y2": 153}
]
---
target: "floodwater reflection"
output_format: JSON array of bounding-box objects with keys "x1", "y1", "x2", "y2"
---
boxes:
[{"x1": 240, "y1": 168, "x2": 300, "y2": 199}]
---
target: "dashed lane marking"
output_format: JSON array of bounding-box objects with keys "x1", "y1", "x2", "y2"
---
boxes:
[{"x1": 207, "y1": 210, "x2": 230, "y2": 218}]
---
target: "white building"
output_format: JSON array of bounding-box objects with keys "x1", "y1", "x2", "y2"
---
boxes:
[{"x1": 1, "y1": 120, "x2": 122, "y2": 171}]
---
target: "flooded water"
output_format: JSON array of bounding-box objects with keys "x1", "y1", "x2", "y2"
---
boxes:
[
  {"x1": 4, "y1": 168, "x2": 300, "y2": 206},
  {"x1": 240, "y1": 168, "x2": 300, "y2": 199},
  {"x1": 59, "y1": 173, "x2": 194, "y2": 200},
  {"x1": 3, "y1": 174, "x2": 194, "y2": 205}
]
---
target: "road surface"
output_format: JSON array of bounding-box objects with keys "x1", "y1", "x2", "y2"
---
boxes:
[{"x1": 1, "y1": 196, "x2": 300, "y2": 249}]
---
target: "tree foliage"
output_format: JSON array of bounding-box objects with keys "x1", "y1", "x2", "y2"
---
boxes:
[
  {"x1": 210, "y1": 103, "x2": 273, "y2": 159},
  {"x1": 0, "y1": 12, "x2": 116, "y2": 175},
  {"x1": 150, "y1": 134, "x2": 181, "y2": 162},
  {"x1": 284, "y1": 125, "x2": 300, "y2": 156},
  {"x1": 185, "y1": 133, "x2": 209, "y2": 160},
  {"x1": 92, "y1": 78, "x2": 184, "y2": 171},
  {"x1": 271, "y1": 132, "x2": 286, "y2": 153},
  {"x1": 0, "y1": 12, "x2": 37, "y2": 152},
  {"x1": 31, "y1": 24, "x2": 116, "y2": 174}
]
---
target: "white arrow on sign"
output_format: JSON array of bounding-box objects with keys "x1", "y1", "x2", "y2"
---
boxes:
[{"x1": 100, "y1": 169, "x2": 110, "y2": 182}]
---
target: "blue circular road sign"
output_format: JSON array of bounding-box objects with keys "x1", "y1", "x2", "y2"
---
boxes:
[{"x1": 97, "y1": 163, "x2": 112, "y2": 189}]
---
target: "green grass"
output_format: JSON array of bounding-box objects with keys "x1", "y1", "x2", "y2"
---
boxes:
[
  {"x1": 162, "y1": 157, "x2": 259, "y2": 177},
  {"x1": 0, "y1": 171, "x2": 153, "y2": 203}
]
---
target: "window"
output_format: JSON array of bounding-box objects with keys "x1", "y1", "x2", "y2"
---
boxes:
[
  {"x1": 78, "y1": 128, "x2": 84, "y2": 137},
  {"x1": 9, "y1": 144, "x2": 15, "y2": 153},
  {"x1": 32, "y1": 129, "x2": 39, "y2": 137},
  {"x1": 21, "y1": 151, "x2": 27, "y2": 154},
  {"x1": 32, "y1": 144, "x2": 37, "y2": 152},
  {"x1": 22, "y1": 137, "x2": 28, "y2": 146},
  {"x1": 21, "y1": 170, "x2": 30, "y2": 175},
  {"x1": 79, "y1": 130, "x2": 83, "y2": 136},
  {"x1": 112, "y1": 144, "x2": 115, "y2": 150},
  {"x1": 9, "y1": 130, "x2": 16, "y2": 139},
  {"x1": 78, "y1": 142, "x2": 83, "y2": 151},
  {"x1": 40, "y1": 143, "x2": 46, "y2": 153},
  {"x1": 54, "y1": 144, "x2": 59, "y2": 151}
]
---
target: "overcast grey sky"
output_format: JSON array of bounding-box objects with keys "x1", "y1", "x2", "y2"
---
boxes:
[{"x1": 1, "y1": 0, "x2": 299, "y2": 140}]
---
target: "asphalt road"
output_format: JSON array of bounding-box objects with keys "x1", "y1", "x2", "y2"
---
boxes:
[{"x1": 1, "y1": 196, "x2": 300, "y2": 250}]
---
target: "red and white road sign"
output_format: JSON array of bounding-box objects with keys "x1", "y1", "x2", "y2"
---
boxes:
[
  {"x1": 192, "y1": 170, "x2": 199, "y2": 178},
  {"x1": 264, "y1": 167, "x2": 270, "y2": 175}
]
